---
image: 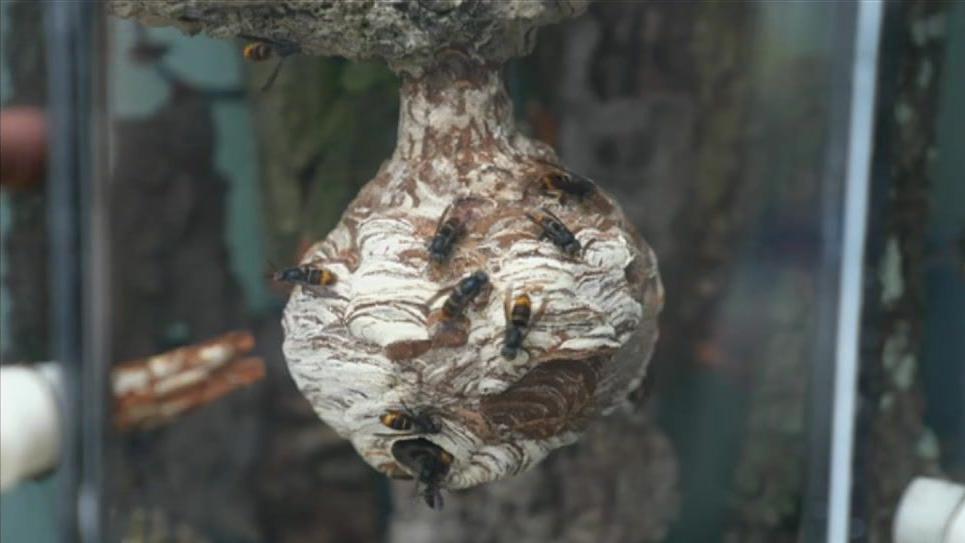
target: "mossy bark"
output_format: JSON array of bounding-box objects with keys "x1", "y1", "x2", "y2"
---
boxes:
[
  {"x1": 855, "y1": 2, "x2": 949, "y2": 541},
  {"x1": 245, "y1": 56, "x2": 399, "y2": 268}
]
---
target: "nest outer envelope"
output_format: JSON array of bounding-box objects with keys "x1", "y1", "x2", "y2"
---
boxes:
[{"x1": 281, "y1": 67, "x2": 663, "y2": 489}]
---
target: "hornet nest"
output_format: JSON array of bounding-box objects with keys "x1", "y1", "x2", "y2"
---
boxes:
[{"x1": 109, "y1": 0, "x2": 663, "y2": 504}]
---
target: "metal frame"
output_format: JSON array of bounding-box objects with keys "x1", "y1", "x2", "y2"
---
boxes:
[
  {"x1": 45, "y1": 2, "x2": 108, "y2": 541},
  {"x1": 826, "y1": 2, "x2": 884, "y2": 542}
]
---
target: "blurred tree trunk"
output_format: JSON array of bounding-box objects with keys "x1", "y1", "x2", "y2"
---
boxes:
[
  {"x1": 533, "y1": 3, "x2": 784, "y2": 541},
  {"x1": 106, "y1": 73, "x2": 263, "y2": 541},
  {"x1": 513, "y1": 2, "x2": 861, "y2": 542}
]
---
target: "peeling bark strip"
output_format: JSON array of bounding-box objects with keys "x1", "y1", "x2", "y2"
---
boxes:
[
  {"x1": 112, "y1": 331, "x2": 265, "y2": 431},
  {"x1": 108, "y1": 0, "x2": 661, "y2": 494}
]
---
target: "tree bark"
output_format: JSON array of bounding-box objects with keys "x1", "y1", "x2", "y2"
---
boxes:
[
  {"x1": 106, "y1": 66, "x2": 263, "y2": 541},
  {"x1": 854, "y1": 2, "x2": 950, "y2": 541},
  {"x1": 108, "y1": 0, "x2": 588, "y2": 74},
  {"x1": 532, "y1": 4, "x2": 791, "y2": 541}
]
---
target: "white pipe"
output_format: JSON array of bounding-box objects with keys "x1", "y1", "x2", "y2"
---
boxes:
[
  {"x1": 894, "y1": 477, "x2": 965, "y2": 543},
  {"x1": 0, "y1": 363, "x2": 63, "y2": 492},
  {"x1": 949, "y1": 495, "x2": 965, "y2": 543},
  {"x1": 827, "y1": 1, "x2": 884, "y2": 541}
]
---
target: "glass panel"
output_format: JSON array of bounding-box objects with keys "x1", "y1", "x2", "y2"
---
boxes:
[
  {"x1": 99, "y1": 3, "x2": 857, "y2": 541},
  {"x1": 5, "y1": 1, "x2": 958, "y2": 541},
  {"x1": 96, "y1": 3, "x2": 859, "y2": 540}
]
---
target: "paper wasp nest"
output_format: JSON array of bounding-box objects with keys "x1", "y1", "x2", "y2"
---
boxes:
[{"x1": 282, "y1": 56, "x2": 663, "y2": 491}]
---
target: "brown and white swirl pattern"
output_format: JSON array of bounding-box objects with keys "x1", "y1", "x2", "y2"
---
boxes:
[{"x1": 282, "y1": 58, "x2": 662, "y2": 490}]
